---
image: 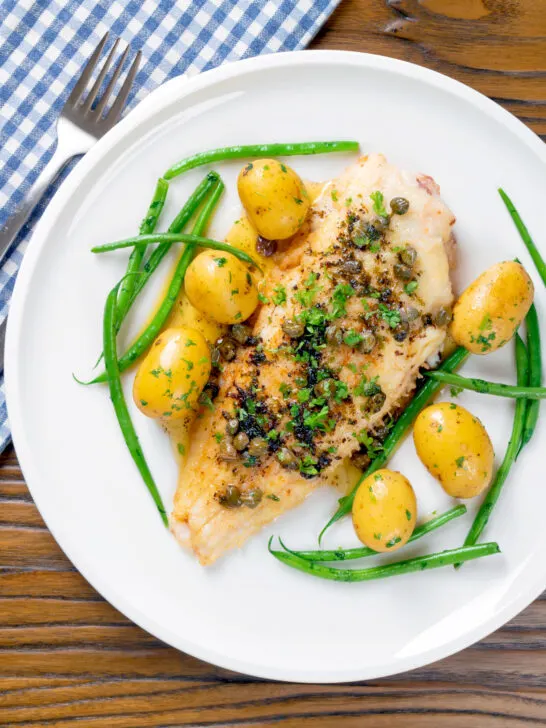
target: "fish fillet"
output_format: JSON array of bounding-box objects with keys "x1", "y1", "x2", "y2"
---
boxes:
[{"x1": 171, "y1": 153, "x2": 456, "y2": 565}]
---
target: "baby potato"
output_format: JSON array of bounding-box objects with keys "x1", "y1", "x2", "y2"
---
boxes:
[
  {"x1": 237, "y1": 158, "x2": 310, "y2": 240},
  {"x1": 185, "y1": 250, "x2": 259, "y2": 325},
  {"x1": 352, "y1": 469, "x2": 417, "y2": 553},
  {"x1": 413, "y1": 402, "x2": 494, "y2": 498},
  {"x1": 451, "y1": 261, "x2": 533, "y2": 354},
  {"x1": 133, "y1": 327, "x2": 211, "y2": 420}
]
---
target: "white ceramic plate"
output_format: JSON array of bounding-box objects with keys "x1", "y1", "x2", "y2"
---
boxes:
[{"x1": 6, "y1": 51, "x2": 546, "y2": 683}]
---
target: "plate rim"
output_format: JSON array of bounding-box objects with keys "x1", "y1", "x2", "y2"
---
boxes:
[{"x1": 6, "y1": 49, "x2": 546, "y2": 683}]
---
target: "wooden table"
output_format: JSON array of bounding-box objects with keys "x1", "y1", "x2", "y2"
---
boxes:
[{"x1": 2, "y1": 1, "x2": 545, "y2": 725}]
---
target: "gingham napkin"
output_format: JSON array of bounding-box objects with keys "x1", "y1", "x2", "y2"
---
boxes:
[{"x1": 0, "y1": 0, "x2": 341, "y2": 452}]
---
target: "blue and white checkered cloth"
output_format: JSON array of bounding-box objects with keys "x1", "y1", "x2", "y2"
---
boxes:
[{"x1": 0, "y1": 0, "x2": 341, "y2": 452}]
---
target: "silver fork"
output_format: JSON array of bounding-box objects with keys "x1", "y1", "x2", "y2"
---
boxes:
[
  {"x1": 0, "y1": 32, "x2": 141, "y2": 373},
  {"x1": 0, "y1": 33, "x2": 141, "y2": 266}
]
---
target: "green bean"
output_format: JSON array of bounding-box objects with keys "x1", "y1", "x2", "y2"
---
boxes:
[
  {"x1": 113, "y1": 172, "x2": 220, "y2": 334},
  {"x1": 519, "y1": 304, "x2": 542, "y2": 453},
  {"x1": 269, "y1": 538, "x2": 500, "y2": 582},
  {"x1": 116, "y1": 177, "x2": 169, "y2": 327},
  {"x1": 91, "y1": 232, "x2": 261, "y2": 272},
  {"x1": 425, "y1": 370, "x2": 546, "y2": 400},
  {"x1": 293, "y1": 505, "x2": 466, "y2": 562},
  {"x1": 462, "y1": 334, "x2": 529, "y2": 552},
  {"x1": 499, "y1": 188, "x2": 546, "y2": 286},
  {"x1": 319, "y1": 346, "x2": 469, "y2": 542},
  {"x1": 103, "y1": 280, "x2": 168, "y2": 526},
  {"x1": 163, "y1": 141, "x2": 360, "y2": 181},
  {"x1": 88, "y1": 179, "x2": 225, "y2": 385}
]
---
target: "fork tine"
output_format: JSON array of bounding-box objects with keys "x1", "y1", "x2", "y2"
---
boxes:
[
  {"x1": 93, "y1": 43, "x2": 130, "y2": 117},
  {"x1": 104, "y1": 50, "x2": 141, "y2": 126},
  {"x1": 82, "y1": 38, "x2": 120, "y2": 113},
  {"x1": 65, "y1": 32, "x2": 109, "y2": 107}
]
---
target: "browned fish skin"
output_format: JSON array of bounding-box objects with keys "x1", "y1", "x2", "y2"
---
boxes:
[{"x1": 171, "y1": 154, "x2": 456, "y2": 565}]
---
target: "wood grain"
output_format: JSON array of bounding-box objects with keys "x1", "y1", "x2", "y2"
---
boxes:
[{"x1": 1, "y1": 1, "x2": 545, "y2": 725}]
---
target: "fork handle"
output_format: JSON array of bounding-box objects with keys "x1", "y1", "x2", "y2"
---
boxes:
[{"x1": 0, "y1": 142, "x2": 79, "y2": 269}]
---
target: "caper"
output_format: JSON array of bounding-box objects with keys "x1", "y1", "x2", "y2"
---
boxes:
[
  {"x1": 434, "y1": 306, "x2": 453, "y2": 327},
  {"x1": 314, "y1": 378, "x2": 333, "y2": 398},
  {"x1": 248, "y1": 437, "x2": 268, "y2": 457},
  {"x1": 218, "y1": 485, "x2": 242, "y2": 508},
  {"x1": 393, "y1": 263, "x2": 413, "y2": 281},
  {"x1": 199, "y1": 381, "x2": 219, "y2": 404},
  {"x1": 352, "y1": 220, "x2": 381, "y2": 244},
  {"x1": 374, "y1": 425, "x2": 390, "y2": 440},
  {"x1": 372, "y1": 215, "x2": 390, "y2": 233},
  {"x1": 358, "y1": 330, "x2": 376, "y2": 354},
  {"x1": 256, "y1": 236, "x2": 277, "y2": 257},
  {"x1": 211, "y1": 347, "x2": 221, "y2": 368},
  {"x1": 225, "y1": 418, "x2": 239, "y2": 436},
  {"x1": 277, "y1": 447, "x2": 299, "y2": 470},
  {"x1": 340, "y1": 258, "x2": 362, "y2": 275},
  {"x1": 390, "y1": 197, "x2": 410, "y2": 215},
  {"x1": 399, "y1": 245, "x2": 417, "y2": 267},
  {"x1": 406, "y1": 306, "x2": 420, "y2": 322},
  {"x1": 366, "y1": 391, "x2": 387, "y2": 414},
  {"x1": 282, "y1": 318, "x2": 305, "y2": 339},
  {"x1": 231, "y1": 323, "x2": 253, "y2": 345},
  {"x1": 325, "y1": 324, "x2": 343, "y2": 346},
  {"x1": 350, "y1": 451, "x2": 371, "y2": 471},
  {"x1": 233, "y1": 431, "x2": 250, "y2": 451},
  {"x1": 240, "y1": 488, "x2": 263, "y2": 508},
  {"x1": 219, "y1": 439, "x2": 238, "y2": 461},
  {"x1": 393, "y1": 321, "x2": 409, "y2": 342},
  {"x1": 216, "y1": 336, "x2": 237, "y2": 361}
]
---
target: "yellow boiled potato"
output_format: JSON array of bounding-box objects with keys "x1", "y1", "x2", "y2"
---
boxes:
[
  {"x1": 413, "y1": 402, "x2": 494, "y2": 498},
  {"x1": 169, "y1": 292, "x2": 225, "y2": 345},
  {"x1": 133, "y1": 327, "x2": 211, "y2": 421},
  {"x1": 451, "y1": 261, "x2": 534, "y2": 354},
  {"x1": 352, "y1": 469, "x2": 417, "y2": 553},
  {"x1": 184, "y1": 249, "x2": 259, "y2": 325},
  {"x1": 237, "y1": 158, "x2": 310, "y2": 240}
]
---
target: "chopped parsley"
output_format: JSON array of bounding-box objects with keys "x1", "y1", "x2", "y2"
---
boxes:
[
  {"x1": 300, "y1": 454, "x2": 319, "y2": 476},
  {"x1": 331, "y1": 283, "x2": 355, "y2": 319},
  {"x1": 303, "y1": 405, "x2": 330, "y2": 431},
  {"x1": 266, "y1": 493, "x2": 280, "y2": 501},
  {"x1": 333, "y1": 380, "x2": 350, "y2": 403},
  {"x1": 279, "y1": 382, "x2": 292, "y2": 398},
  {"x1": 177, "y1": 443, "x2": 185, "y2": 455},
  {"x1": 258, "y1": 292, "x2": 270, "y2": 304},
  {"x1": 370, "y1": 190, "x2": 389, "y2": 218},
  {"x1": 331, "y1": 189, "x2": 338, "y2": 202},
  {"x1": 354, "y1": 429, "x2": 383, "y2": 459},
  {"x1": 213, "y1": 432, "x2": 223, "y2": 443},
  {"x1": 344, "y1": 329, "x2": 363, "y2": 347},
  {"x1": 294, "y1": 272, "x2": 321, "y2": 307},
  {"x1": 214, "y1": 257, "x2": 227, "y2": 267},
  {"x1": 378, "y1": 303, "x2": 401, "y2": 329},
  {"x1": 404, "y1": 280, "x2": 419, "y2": 295},
  {"x1": 297, "y1": 388, "x2": 311, "y2": 403},
  {"x1": 272, "y1": 285, "x2": 287, "y2": 306},
  {"x1": 455, "y1": 455, "x2": 466, "y2": 468}
]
